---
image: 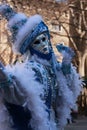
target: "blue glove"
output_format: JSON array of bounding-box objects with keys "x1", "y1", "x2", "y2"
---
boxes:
[
  {"x1": 56, "y1": 44, "x2": 75, "y2": 75},
  {"x1": 56, "y1": 43, "x2": 75, "y2": 63}
]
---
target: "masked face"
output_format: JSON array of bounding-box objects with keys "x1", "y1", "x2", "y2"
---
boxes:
[{"x1": 31, "y1": 33, "x2": 51, "y2": 54}]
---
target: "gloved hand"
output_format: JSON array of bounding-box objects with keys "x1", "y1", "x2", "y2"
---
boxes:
[
  {"x1": 56, "y1": 44, "x2": 75, "y2": 75},
  {"x1": 56, "y1": 43, "x2": 75, "y2": 64}
]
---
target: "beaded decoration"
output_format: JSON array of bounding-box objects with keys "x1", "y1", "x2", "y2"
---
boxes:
[{"x1": 27, "y1": 60, "x2": 58, "y2": 110}]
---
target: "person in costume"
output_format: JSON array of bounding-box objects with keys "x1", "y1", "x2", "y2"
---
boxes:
[{"x1": 0, "y1": 4, "x2": 82, "y2": 130}]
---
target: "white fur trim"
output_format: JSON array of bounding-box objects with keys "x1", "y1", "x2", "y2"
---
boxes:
[
  {"x1": 12, "y1": 14, "x2": 43, "y2": 53},
  {"x1": 55, "y1": 64, "x2": 82, "y2": 127},
  {"x1": 0, "y1": 4, "x2": 43, "y2": 54},
  {"x1": 8, "y1": 13, "x2": 27, "y2": 28}
]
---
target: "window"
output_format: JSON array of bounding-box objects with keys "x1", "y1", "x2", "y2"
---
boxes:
[{"x1": 51, "y1": 24, "x2": 62, "y2": 32}]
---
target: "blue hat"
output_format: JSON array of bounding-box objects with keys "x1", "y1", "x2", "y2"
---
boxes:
[{"x1": 0, "y1": 4, "x2": 49, "y2": 54}]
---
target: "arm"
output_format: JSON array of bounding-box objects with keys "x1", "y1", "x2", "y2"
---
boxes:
[
  {"x1": 56, "y1": 44, "x2": 82, "y2": 98},
  {"x1": 0, "y1": 61, "x2": 26, "y2": 104}
]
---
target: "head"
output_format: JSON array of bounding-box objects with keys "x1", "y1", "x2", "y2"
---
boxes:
[
  {"x1": 0, "y1": 4, "x2": 52, "y2": 60},
  {"x1": 19, "y1": 21, "x2": 52, "y2": 60},
  {"x1": 29, "y1": 32, "x2": 52, "y2": 60},
  {"x1": 31, "y1": 33, "x2": 50, "y2": 55}
]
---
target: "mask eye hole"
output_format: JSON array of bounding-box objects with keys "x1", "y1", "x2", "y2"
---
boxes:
[
  {"x1": 33, "y1": 40, "x2": 40, "y2": 44},
  {"x1": 42, "y1": 37, "x2": 46, "y2": 42}
]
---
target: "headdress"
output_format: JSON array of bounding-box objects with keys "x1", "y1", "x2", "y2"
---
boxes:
[{"x1": 0, "y1": 4, "x2": 49, "y2": 54}]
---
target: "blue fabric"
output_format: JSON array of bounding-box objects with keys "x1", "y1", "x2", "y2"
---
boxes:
[
  {"x1": 45, "y1": 85, "x2": 52, "y2": 119},
  {"x1": 20, "y1": 21, "x2": 50, "y2": 54},
  {"x1": 5, "y1": 102, "x2": 32, "y2": 130},
  {"x1": 32, "y1": 66, "x2": 52, "y2": 119}
]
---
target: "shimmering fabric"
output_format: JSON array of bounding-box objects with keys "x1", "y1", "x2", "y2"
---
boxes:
[{"x1": 29, "y1": 60, "x2": 58, "y2": 113}]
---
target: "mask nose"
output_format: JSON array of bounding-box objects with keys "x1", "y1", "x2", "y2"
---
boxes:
[{"x1": 41, "y1": 41, "x2": 46, "y2": 47}]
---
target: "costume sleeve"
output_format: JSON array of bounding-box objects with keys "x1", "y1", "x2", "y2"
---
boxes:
[
  {"x1": 58, "y1": 44, "x2": 83, "y2": 102},
  {"x1": 0, "y1": 62, "x2": 51, "y2": 130},
  {"x1": 54, "y1": 44, "x2": 83, "y2": 128},
  {"x1": 65, "y1": 64, "x2": 83, "y2": 102},
  {"x1": 1, "y1": 75, "x2": 27, "y2": 105},
  {"x1": 54, "y1": 63, "x2": 82, "y2": 129},
  {"x1": 0, "y1": 62, "x2": 42, "y2": 105}
]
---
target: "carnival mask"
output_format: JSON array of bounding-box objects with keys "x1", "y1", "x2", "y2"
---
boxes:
[{"x1": 31, "y1": 33, "x2": 51, "y2": 54}]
